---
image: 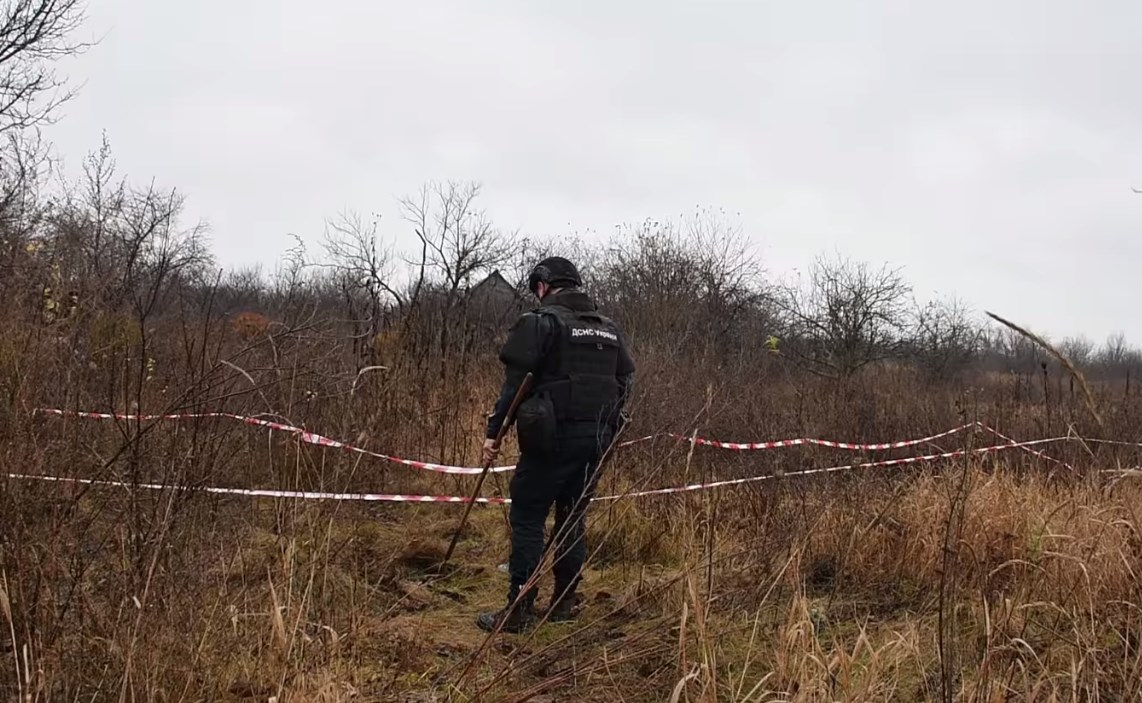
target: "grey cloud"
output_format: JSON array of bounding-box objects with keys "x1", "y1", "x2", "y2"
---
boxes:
[{"x1": 43, "y1": 0, "x2": 1142, "y2": 343}]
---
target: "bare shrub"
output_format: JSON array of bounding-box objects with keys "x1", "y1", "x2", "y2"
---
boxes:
[
  {"x1": 907, "y1": 295, "x2": 984, "y2": 382},
  {"x1": 774, "y1": 252, "x2": 913, "y2": 378},
  {"x1": 593, "y1": 207, "x2": 769, "y2": 362}
]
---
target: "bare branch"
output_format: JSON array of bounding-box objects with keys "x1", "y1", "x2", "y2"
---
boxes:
[
  {"x1": 0, "y1": 0, "x2": 92, "y2": 133},
  {"x1": 774, "y1": 252, "x2": 912, "y2": 377},
  {"x1": 907, "y1": 295, "x2": 983, "y2": 381}
]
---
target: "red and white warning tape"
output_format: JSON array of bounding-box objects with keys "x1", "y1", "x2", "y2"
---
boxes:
[
  {"x1": 34, "y1": 409, "x2": 514, "y2": 475},
  {"x1": 618, "y1": 423, "x2": 978, "y2": 451},
  {"x1": 4, "y1": 436, "x2": 1077, "y2": 504},
  {"x1": 36, "y1": 410, "x2": 1047, "y2": 475},
  {"x1": 597, "y1": 437, "x2": 1074, "y2": 499},
  {"x1": 983, "y1": 424, "x2": 1074, "y2": 469},
  {"x1": 4, "y1": 472, "x2": 510, "y2": 503},
  {"x1": 1073, "y1": 437, "x2": 1142, "y2": 449}
]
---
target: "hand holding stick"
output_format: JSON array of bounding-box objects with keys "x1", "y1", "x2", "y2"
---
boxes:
[{"x1": 441, "y1": 372, "x2": 534, "y2": 569}]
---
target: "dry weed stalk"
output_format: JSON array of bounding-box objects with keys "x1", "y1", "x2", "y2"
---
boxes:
[{"x1": 986, "y1": 310, "x2": 1104, "y2": 431}]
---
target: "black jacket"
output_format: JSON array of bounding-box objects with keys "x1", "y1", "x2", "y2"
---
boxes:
[{"x1": 485, "y1": 288, "x2": 635, "y2": 440}]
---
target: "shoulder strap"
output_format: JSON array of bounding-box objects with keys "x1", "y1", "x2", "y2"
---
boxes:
[
  {"x1": 533, "y1": 303, "x2": 577, "y2": 326},
  {"x1": 529, "y1": 304, "x2": 569, "y2": 380}
]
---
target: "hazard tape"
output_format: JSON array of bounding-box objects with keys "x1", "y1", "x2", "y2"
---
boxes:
[
  {"x1": 34, "y1": 409, "x2": 513, "y2": 476},
  {"x1": 4, "y1": 472, "x2": 511, "y2": 503},
  {"x1": 3, "y1": 436, "x2": 1076, "y2": 504},
  {"x1": 596, "y1": 437, "x2": 1074, "y2": 499},
  {"x1": 983, "y1": 424, "x2": 1074, "y2": 470},
  {"x1": 35, "y1": 410, "x2": 1025, "y2": 475},
  {"x1": 624, "y1": 423, "x2": 978, "y2": 451},
  {"x1": 1074, "y1": 438, "x2": 1142, "y2": 449}
]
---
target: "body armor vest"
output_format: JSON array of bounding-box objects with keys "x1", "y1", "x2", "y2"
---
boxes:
[{"x1": 533, "y1": 303, "x2": 623, "y2": 424}]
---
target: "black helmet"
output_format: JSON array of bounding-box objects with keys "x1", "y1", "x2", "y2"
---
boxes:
[{"x1": 527, "y1": 256, "x2": 581, "y2": 296}]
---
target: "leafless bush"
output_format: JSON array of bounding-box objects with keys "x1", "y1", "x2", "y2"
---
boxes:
[
  {"x1": 35, "y1": 135, "x2": 213, "y2": 317},
  {"x1": 774, "y1": 252, "x2": 912, "y2": 378},
  {"x1": 907, "y1": 295, "x2": 984, "y2": 381},
  {"x1": 319, "y1": 210, "x2": 403, "y2": 366},
  {"x1": 0, "y1": 128, "x2": 49, "y2": 304},
  {"x1": 592, "y1": 208, "x2": 769, "y2": 362},
  {"x1": 1060, "y1": 335, "x2": 1096, "y2": 369}
]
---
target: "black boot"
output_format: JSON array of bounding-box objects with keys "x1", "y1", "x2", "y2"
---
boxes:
[
  {"x1": 476, "y1": 587, "x2": 537, "y2": 634},
  {"x1": 545, "y1": 583, "x2": 580, "y2": 623}
]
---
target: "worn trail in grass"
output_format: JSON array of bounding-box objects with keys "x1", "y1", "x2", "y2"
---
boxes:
[{"x1": 193, "y1": 465, "x2": 1142, "y2": 701}]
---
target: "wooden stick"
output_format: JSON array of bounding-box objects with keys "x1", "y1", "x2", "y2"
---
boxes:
[{"x1": 441, "y1": 372, "x2": 534, "y2": 569}]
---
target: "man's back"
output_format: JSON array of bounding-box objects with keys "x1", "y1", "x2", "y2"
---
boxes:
[
  {"x1": 476, "y1": 257, "x2": 636, "y2": 634},
  {"x1": 487, "y1": 287, "x2": 634, "y2": 443},
  {"x1": 526, "y1": 289, "x2": 634, "y2": 439}
]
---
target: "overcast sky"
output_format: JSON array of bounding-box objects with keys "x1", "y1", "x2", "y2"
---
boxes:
[{"x1": 46, "y1": 0, "x2": 1142, "y2": 343}]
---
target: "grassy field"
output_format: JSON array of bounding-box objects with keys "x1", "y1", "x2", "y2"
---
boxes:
[
  {"x1": 2, "y1": 3, "x2": 1141, "y2": 697},
  {"x1": 4, "y1": 303, "x2": 1142, "y2": 702}
]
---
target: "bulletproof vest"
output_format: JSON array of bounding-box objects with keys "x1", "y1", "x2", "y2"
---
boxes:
[{"x1": 534, "y1": 304, "x2": 622, "y2": 424}]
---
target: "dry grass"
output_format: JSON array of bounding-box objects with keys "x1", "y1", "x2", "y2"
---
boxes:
[{"x1": 5, "y1": 304, "x2": 1142, "y2": 702}]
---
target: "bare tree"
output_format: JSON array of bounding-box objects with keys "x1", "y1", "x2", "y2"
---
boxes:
[
  {"x1": 80, "y1": 131, "x2": 125, "y2": 286},
  {"x1": 684, "y1": 206, "x2": 767, "y2": 339},
  {"x1": 117, "y1": 182, "x2": 212, "y2": 317},
  {"x1": 39, "y1": 135, "x2": 211, "y2": 315},
  {"x1": 396, "y1": 180, "x2": 514, "y2": 355},
  {"x1": 593, "y1": 219, "x2": 706, "y2": 352},
  {"x1": 0, "y1": 127, "x2": 49, "y2": 298},
  {"x1": 269, "y1": 233, "x2": 309, "y2": 314},
  {"x1": 399, "y1": 180, "x2": 513, "y2": 296},
  {"x1": 908, "y1": 295, "x2": 983, "y2": 381},
  {"x1": 1100, "y1": 332, "x2": 1130, "y2": 367},
  {"x1": 774, "y1": 252, "x2": 912, "y2": 378},
  {"x1": 593, "y1": 209, "x2": 767, "y2": 359},
  {"x1": 0, "y1": 0, "x2": 91, "y2": 133},
  {"x1": 320, "y1": 210, "x2": 404, "y2": 365},
  {"x1": 1058, "y1": 335, "x2": 1095, "y2": 368},
  {"x1": 1094, "y1": 331, "x2": 1142, "y2": 380}
]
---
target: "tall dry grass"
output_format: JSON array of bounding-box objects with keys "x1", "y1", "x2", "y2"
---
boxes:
[{"x1": 3, "y1": 288, "x2": 1142, "y2": 702}]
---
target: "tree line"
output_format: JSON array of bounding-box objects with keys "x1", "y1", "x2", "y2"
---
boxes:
[
  {"x1": 7, "y1": 152, "x2": 1142, "y2": 388},
  {"x1": 0, "y1": 0, "x2": 1136, "y2": 392}
]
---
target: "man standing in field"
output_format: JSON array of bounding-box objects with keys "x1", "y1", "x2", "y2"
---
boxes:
[{"x1": 477, "y1": 256, "x2": 635, "y2": 633}]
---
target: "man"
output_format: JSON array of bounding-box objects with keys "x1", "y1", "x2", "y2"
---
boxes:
[{"x1": 477, "y1": 256, "x2": 635, "y2": 633}]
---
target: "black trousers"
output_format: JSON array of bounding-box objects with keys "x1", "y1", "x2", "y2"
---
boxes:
[{"x1": 507, "y1": 430, "x2": 610, "y2": 602}]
